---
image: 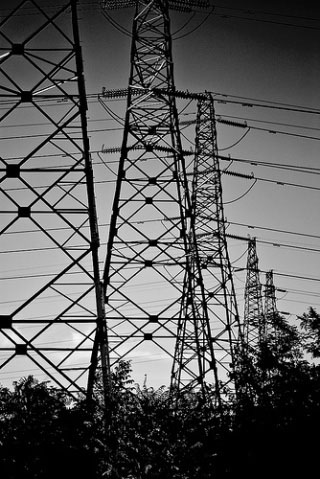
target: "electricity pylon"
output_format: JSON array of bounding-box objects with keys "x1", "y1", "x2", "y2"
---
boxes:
[
  {"x1": 101, "y1": 0, "x2": 216, "y2": 395},
  {"x1": 264, "y1": 269, "x2": 285, "y2": 360},
  {"x1": 171, "y1": 93, "x2": 241, "y2": 402},
  {"x1": 264, "y1": 270, "x2": 279, "y2": 333},
  {"x1": 238, "y1": 236, "x2": 266, "y2": 402},
  {"x1": 243, "y1": 237, "x2": 264, "y2": 348},
  {"x1": 0, "y1": 0, "x2": 110, "y2": 403}
]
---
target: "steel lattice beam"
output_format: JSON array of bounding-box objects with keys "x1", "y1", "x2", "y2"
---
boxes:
[{"x1": 0, "y1": 0, "x2": 110, "y2": 401}]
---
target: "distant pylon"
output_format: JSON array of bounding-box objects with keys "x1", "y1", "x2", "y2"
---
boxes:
[
  {"x1": 264, "y1": 270, "x2": 279, "y2": 335},
  {"x1": 102, "y1": 0, "x2": 213, "y2": 395},
  {"x1": 171, "y1": 93, "x2": 241, "y2": 402},
  {"x1": 243, "y1": 237, "x2": 264, "y2": 348},
  {"x1": 264, "y1": 269, "x2": 286, "y2": 361},
  {"x1": 0, "y1": 0, "x2": 110, "y2": 403}
]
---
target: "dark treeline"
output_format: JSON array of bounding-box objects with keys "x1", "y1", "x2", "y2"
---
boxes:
[{"x1": 1, "y1": 307, "x2": 320, "y2": 478}]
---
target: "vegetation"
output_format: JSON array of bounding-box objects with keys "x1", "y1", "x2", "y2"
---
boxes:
[{"x1": 1, "y1": 308, "x2": 320, "y2": 478}]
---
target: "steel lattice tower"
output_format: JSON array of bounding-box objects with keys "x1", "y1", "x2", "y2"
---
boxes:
[
  {"x1": 264, "y1": 270, "x2": 277, "y2": 332},
  {"x1": 171, "y1": 93, "x2": 241, "y2": 401},
  {"x1": 264, "y1": 269, "x2": 282, "y2": 342},
  {"x1": 102, "y1": 0, "x2": 214, "y2": 393},
  {"x1": 264, "y1": 270, "x2": 279, "y2": 326},
  {"x1": 243, "y1": 237, "x2": 264, "y2": 348},
  {"x1": 0, "y1": 0, "x2": 110, "y2": 402}
]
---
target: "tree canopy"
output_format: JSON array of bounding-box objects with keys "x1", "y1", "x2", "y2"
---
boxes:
[{"x1": 1, "y1": 308, "x2": 320, "y2": 478}]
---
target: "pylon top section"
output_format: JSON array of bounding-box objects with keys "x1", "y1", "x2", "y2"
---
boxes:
[{"x1": 101, "y1": 0, "x2": 210, "y2": 12}]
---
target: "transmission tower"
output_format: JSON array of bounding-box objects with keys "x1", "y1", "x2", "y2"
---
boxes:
[
  {"x1": 243, "y1": 237, "x2": 264, "y2": 348},
  {"x1": 171, "y1": 93, "x2": 241, "y2": 401},
  {"x1": 101, "y1": 0, "x2": 217, "y2": 396},
  {"x1": 0, "y1": 0, "x2": 110, "y2": 402},
  {"x1": 264, "y1": 269, "x2": 286, "y2": 352},
  {"x1": 264, "y1": 270, "x2": 278, "y2": 333}
]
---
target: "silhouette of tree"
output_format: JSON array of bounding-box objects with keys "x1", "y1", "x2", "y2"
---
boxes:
[{"x1": 1, "y1": 309, "x2": 320, "y2": 478}]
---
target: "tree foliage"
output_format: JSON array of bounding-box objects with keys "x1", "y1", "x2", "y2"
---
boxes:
[
  {"x1": 1, "y1": 308, "x2": 320, "y2": 477},
  {"x1": 0, "y1": 376, "x2": 98, "y2": 479}
]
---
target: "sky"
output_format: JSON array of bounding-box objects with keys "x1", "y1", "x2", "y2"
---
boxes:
[{"x1": 1, "y1": 0, "x2": 320, "y2": 389}]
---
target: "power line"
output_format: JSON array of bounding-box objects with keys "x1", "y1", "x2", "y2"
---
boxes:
[
  {"x1": 0, "y1": 117, "x2": 114, "y2": 130},
  {"x1": 228, "y1": 220, "x2": 320, "y2": 241},
  {"x1": 217, "y1": 118, "x2": 320, "y2": 142},
  {"x1": 211, "y1": 10, "x2": 320, "y2": 31},
  {"x1": 235, "y1": 267, "x2": 320, "y2": 284},
  {"x1": 212, "y1": 4, "x2": 320, "y2": 24},
  {"x1": 214, "y1": 97, "x2": 320, "y2": 116},
  {"x1": 3, "y1": 120, "x2": 319, "y2": 143},
  {"x1": 2, "y1": 230, "x2": 319, "y2": 279},
  {"x1": 3, "y1": 215, "x2": 319, "y2": 246},
  {"x1": 2, "y1": 111, "x2": 318, "y2": 137},
  {"x1": 2, "y1": 165, "x2": 319, "y2": 195},
  {"x1": 220, "y1": 155, "x2": 320, "y2": 175},
  {"x1": 212, "y1": 91, "x2": 320, "y2": 113},
  {"x1": 2, "y1": 2, "x2": 320, "y2": 31},
  {"x1": 2, "y1": 90, "x2": 320, "y2": 117},
  {"x1": 226, "y1": 232, "x2": 320, "y2": 255},
  {"x1": 0, "y1": 126, "x2": 122, "y2": 141},
  {"x1": 224, "y1": 168, "x2": 320, "y2": 193},
  {"x1": 218, "y1": 113, "x2": 320, "y2": 135}
]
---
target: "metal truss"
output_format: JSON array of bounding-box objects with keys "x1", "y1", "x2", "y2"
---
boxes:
[
  {"x1": 170, "y1": 241, "x2": 221, "y2": 403},
  {"x1": 102, "y1": 0, "x2": 209, "y2": 390},
  {"x1": 101, "y1": 0, "x2": 210, "y2": 13},
  {"x1": 243, "y1": 237, "x2": 264, "y2": 348},
  {"x1": 264, "y1": 269, "x2": 285, "y2": 352},
  {"x1": 171, "y1": 93, "x2": 242, "y2": 402},
  {"x1": 264, "y1": 270, "x2": 278, "y2": 335},
  {"x1": 0, "y1": 0, "x2": 110, "y2": 401}
]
